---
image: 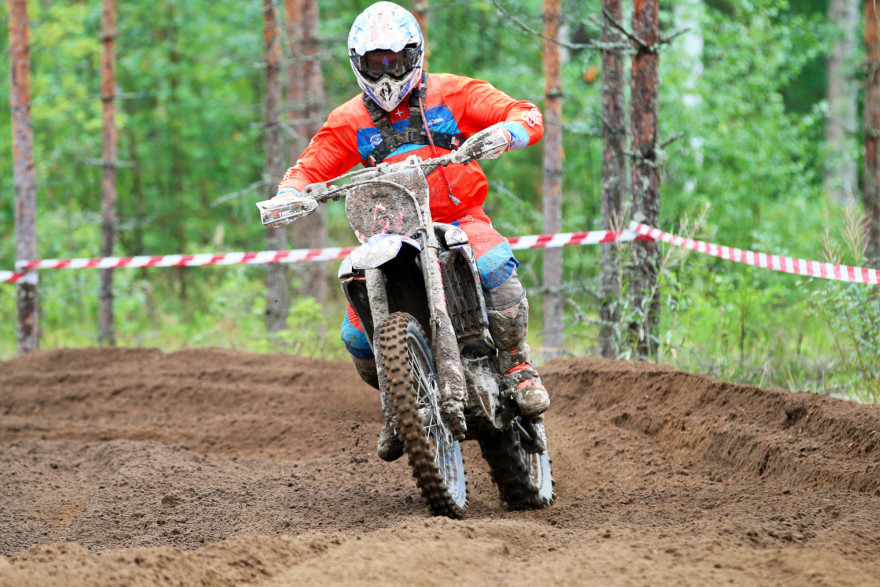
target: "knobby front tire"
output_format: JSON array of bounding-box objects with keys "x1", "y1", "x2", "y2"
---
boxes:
[{"x1": 377, "y1": 312, "x2": 468, "y2": 518}]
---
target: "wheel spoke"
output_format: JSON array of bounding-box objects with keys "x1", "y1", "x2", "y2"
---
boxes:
[
  {"x1": 408, "y1": 352, "x2": 456, "y2": 488},
  {"x1": 407, "y1": 342, "x2": 452, "y2": 455},
  {"x1": 381, "y1": 313, "x2": 467, "y2": 517}
]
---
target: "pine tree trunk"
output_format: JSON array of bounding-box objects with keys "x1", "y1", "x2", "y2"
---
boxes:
[
  {"x1": 99, "y1": 0, "x2": 118, "y2": 346},
  {"x1": 297, "y1": 0, "x2": 328, "y2": 304},
  {"x1": 285, "y1": 0, "x2": 327, "y2": 305},
  {"x1": 628, "y1": 0, "x2": 661, "y2": 359},
  {"x1": 9, "y1": 0, "x2": 39, "y2": 354},
  {"x1": 598, "y1": 0, "x2": 627, "y2": 359},
  {"x1": 542, "y1": 0, "x2": 564, "y2": 360},
  {"x1": 825, "y1": 0, "x2": 860, "y2": 204},
  {"x1": 265, "y1": 0, "x2": 289, "y2": 334},
  {"x1": 286, "y1": 0, "x2": 305, "y2": 160},
  {"x1": 866, "y1": 0, "x2": 880, "y2": 264}
]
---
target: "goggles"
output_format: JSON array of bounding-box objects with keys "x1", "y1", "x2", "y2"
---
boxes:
[{"x1": 351, "y1": 47, "x2": 420, "y2": 81}]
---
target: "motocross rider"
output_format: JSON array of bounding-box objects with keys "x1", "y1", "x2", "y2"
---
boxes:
[{"x1": 273, "y1": 1, "x2": 550, "y2": 461}]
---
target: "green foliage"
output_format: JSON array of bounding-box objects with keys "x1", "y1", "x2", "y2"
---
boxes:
[
  {"x1": 814, "y1": 281, "x2": 880, "y2": 403},
  {"x1": 661, "y1": 0, "x2": 831, "y2": 247},
  {"x1": 811, "y1": 210, "x2": 880, "y2": 403},
  {"x1": 0, "y1": 208, "x2": 341, "y2": 358},
  {"x1": 4, "y1": 0, "x2": 879, "y2": 405}
]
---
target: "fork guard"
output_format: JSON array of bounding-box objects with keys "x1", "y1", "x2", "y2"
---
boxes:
[{"x1": 349, "y1": 233, "x2": 423, "y2": 271}]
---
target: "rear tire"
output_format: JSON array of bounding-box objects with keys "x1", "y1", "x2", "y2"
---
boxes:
[
  {"x1": 377, "y1": 312, "x2": 468, "y2": 518},
  {"x1": 479, "y1": 418, "x2": 555, "y2": 510}
]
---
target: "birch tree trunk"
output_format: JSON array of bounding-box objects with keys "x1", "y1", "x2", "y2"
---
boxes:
[
  {"x1": 598, "y1": 0, "x2": 627, "y2": 359},
  {"x1": 542, "y1": 0, "x2": 564, "y2": 359},
  {"x1": 825, "y1": 0, "x2": 860, "y2": 204},
  {"x1": 866, "y1": 0, "x2": 880, "y2": 264},
  {"x1": 674, "y1": 0, "x2": 704, "y2": 173},
  {"x1": 99, "y1": 0, "x2": 118, "y2": 346},
  {"x1": 412, "y1": 0, "x2": 428, "y2": 70},
  {"x1": 628, "y1": 0, "x2": 661, "y2": 359},
  {"x1": 265, "y1": 0, "x2": 290, "y2": 334},
  {"x1": 161, "y1": 0, "x2": 188, "y2": 298},
  {"x1": 9, "y1": 0, "x2": 39, "y2": 354}
]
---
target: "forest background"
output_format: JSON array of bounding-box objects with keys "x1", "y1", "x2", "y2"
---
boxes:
[{"x1": 3, "y1": 0, "x2": 879, "y2": 402}]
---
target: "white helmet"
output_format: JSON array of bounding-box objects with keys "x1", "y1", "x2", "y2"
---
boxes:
[{"x1": 348, "y1": 2, "x2": 424, "y2": 112}]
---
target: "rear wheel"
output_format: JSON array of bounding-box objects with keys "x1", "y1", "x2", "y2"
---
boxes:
[
  {"x1": 377, "y1": 312, "x2": 468, "y2": 518},
  {"x1": 479, "y1": 418, "x2": 555, "y2": 510}
]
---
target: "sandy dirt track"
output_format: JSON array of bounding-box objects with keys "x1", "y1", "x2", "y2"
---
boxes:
[{"x1": 1, "y1": 347, "x2": 879, "y2": 586}]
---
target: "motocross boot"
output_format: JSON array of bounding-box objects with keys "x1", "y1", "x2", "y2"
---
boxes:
[
  {"x1": 351, "y1": 356, "x2": 402, "y2": 460},
  {"x1": 351, "y1": 356, "x2": 380, "y2": 390},
  {"x1": 377, "y1": 415, "x2": 404, "y2": 462},
  {"x1": 487, "y1": 297, "x2": 551, "y2": 418},
  {"x1": 375, "y1": 356, "x2": 404, "y2": 462}
]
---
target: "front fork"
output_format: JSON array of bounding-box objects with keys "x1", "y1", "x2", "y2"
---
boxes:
[
  {"x1": 365, "y1": 236, "x2": 468, "y2": 438},
  {"x1": 422, "y1": 244, "x2": 468, "y2": 429}
]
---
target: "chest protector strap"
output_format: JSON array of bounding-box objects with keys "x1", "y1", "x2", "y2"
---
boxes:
[{"x1": 362, "y1": 73, "x2": 467, "y2": 167}]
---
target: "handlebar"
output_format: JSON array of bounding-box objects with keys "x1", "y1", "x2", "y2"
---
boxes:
[
  {"x1": 256, "y1": 152, "x2": 463, "y2": 229},
  {"x1": 256, "y1": 122, "x2": 510, "y2": 228}
]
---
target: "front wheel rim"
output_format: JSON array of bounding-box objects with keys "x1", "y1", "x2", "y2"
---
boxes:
[{"x1": 406, "y1": 335, "x2": 464, "y2": 500}]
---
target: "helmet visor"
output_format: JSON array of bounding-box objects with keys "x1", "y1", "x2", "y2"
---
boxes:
[{"x1": 352, "y1": 47, "x2": 420, "y2": 81}]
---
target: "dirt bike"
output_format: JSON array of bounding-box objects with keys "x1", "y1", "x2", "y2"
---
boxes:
[{"x1": 257, "y1": 125, "x2": 555, "y2": 518}]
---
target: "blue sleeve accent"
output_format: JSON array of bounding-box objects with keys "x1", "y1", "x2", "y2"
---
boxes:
[
  {"x1": 340, "y1": 314, "x2": 374, "y2": 360},
  {"x1": 476, "y1": 242, "x2": 521, "y2": 290},
  {"x1": 503, "y1": 122, "x2": 530, "y2": 150}
]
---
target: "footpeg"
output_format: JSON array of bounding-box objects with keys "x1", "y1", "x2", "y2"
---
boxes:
[{"x1": 515, "y1": 417, "x2": 546, "y2": 454}]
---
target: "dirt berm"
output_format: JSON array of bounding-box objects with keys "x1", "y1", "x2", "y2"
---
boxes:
[{"x1": 1, "y1": 348, "x2": 879, "y2": 585}]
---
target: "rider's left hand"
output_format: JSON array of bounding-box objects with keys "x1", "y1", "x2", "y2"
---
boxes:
[
  {"x1": 483, "y1": 128, "x2": 512, "y2": 160},
  {"x1": 458, "y1": 122, "x2": 511, "y2": 162}
]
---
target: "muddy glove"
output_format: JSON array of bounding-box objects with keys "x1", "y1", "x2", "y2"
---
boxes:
[
  {"x1": 256, "y1": 187, "x2": 318, "y2": 228},
  {"x1": 453, "y1": 122, "x2": 511, "y2": 163}
]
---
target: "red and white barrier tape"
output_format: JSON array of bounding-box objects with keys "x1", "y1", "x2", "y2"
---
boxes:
[
  {"x1": 4, "y1": 225, "x2": 878, "y2": 285},
  {"x1": 15, "y1": 247, "x2": 359, "y2": 271},
  {"x1": 508, "y1": 229, "x2": 643, "y2": 249},
  {"x1": 0, "y1": 229, "x2": 641, "y2": 283},
  {"x1": 1, "y1": 271, "x2": 26, "y2": 284},
  {"x1": 630, "y1": 222, "x2": 880, "y2": 285}
]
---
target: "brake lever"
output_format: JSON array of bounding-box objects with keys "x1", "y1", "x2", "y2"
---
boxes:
[
  {"x1": 256, "y1": 196, "x2": 319, "y2": 228},
  {"x1": 419, "y1": 152, "x2": 465, "y2": 175}
]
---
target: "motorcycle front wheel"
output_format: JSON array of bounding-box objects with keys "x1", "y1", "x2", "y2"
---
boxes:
[{"x1": 377, "y1": 312, "x2": 468, "y2": 518}]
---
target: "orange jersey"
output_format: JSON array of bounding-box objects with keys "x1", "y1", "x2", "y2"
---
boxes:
[{"x1": 278, "y1": 73, "x2": 544, "y2": 223}]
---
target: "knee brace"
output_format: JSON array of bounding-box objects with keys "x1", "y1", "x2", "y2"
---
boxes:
[{"x1": 484, "y1": 270, "x2": 526, "y2": 311}]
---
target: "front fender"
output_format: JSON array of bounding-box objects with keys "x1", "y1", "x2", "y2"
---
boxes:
[{"x1": 349, "y1": 233, "x2": 422, "y2": 271}]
